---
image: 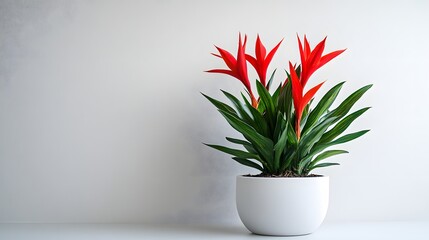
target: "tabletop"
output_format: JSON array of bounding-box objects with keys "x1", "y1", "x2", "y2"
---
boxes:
[{"x1": 0, "y1": 221, "x2": 428, "y2": 240}]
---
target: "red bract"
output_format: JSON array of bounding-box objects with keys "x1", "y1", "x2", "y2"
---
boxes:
[
  {"x1": 245, "y1": 35, "x2": 283, "y2": 88},
  {"x1": 289, "y1": 62, "x2": 324, "y2": 140},
  {"x1": 290, "y1": 36, "x2": 346, "y2": 139},
  {"x1": 297, "y1": 35, "x2": 346, "y2": 88},
  {"x1": 207, "y1": 34, "x2": 258, "y2": 107}
]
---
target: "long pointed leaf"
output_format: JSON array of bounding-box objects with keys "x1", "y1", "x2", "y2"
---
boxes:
[
  {"x1": 226, "y1": 137, "x2": 257, "y2": 154},
  {"x1": 324, "y1": 84, "x2": 372, "y2": 122},
  {"x1": 330, "y1": 130, "x2": 370, "y2": 145},
  {"x1": 311, "y1": 130, "x2": 370, "y2": 155},
  {"x1": 266, "y1": 69, "x2": 277, "y2": 91},
  {"x1": 201, "y1": 93, "x2": 237, "y2": 115},
  {"x1": 219, "y1": 109, "x2": 273, "y2": 163},
  {"x1": 303, "y1": 82, "x2": 344, "y2": 135},
  {"x1": 299, "y1": 117, "x2": 336, "y2": 156},
  {"x1": 256, "y1": 80, "x2": 275, "y2": 117},
  {"x1": 287, "y1": 121, "x2": 298, "y2": 146},
  {"x1": 271, "y1": 83, "x2": 282, "y2": 105},
  {"x1": 300, "y1": 99, "x2": 313, "y2": 129},
  {"x1": 205, "y1": 144, "x2": 260, "y2": 160},
  {"x1": 280, "y1": 151, "x2": 296, "y2": 173},
  {"x1": 273, "y1": 112, "x2": 286, "y2": 142},
  {"x1": 278, "y1": 80, "x2": 293, "y2": 121},
  {"x1": 273, "y1": 124, "x2": 289, "y2": 171},
  {"x1": 309, "y1": 150, "x2": 348, "y2": 168},
  {"x1": 319, "y1": 107, "x2": 370, "y2": 144},
  {"x1": 309, "y1": 162, "x2": 339, "y2": 171},
  {"x1": 241, "y1": 93, "x2": 269, "y2": 136},
  {"x1": 222, "y1": 90, "x2": 254, "y2": 125},
  {"x1": 232, "y1": 157, "x2": 263, "y2": 171}
]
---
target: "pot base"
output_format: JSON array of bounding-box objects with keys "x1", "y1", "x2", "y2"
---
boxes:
[{"x1": 236, "y1": 175, "x2": 329, "y2": 236}]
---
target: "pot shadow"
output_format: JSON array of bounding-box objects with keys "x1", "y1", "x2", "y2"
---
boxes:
[
  {"x1": 164, "y1": 224, "x2": 248, "y2": 236},
  {"x1": 145, "y1": 224, "x2": 320, "y2": 239}
]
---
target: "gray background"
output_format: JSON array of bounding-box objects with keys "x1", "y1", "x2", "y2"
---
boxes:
[{"x1": 0, "y1": 0, "x2": 428, "y2": 224}]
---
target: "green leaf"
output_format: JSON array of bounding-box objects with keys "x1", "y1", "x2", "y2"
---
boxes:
[
  {"x1": 309, "y1": 162, "x2": 340, "y2": 171},
  {"x1": 226, "y1": 137, "x2": 272, "y2": 172},
  {"x1": 266, "y1": 69, "x2": 277, "y2": 91},
  {"x1": 300, "y1": 99, "x2": 313, "y2": 129},
  {"x1": 330, "y1": 130, "x2": 370, "y2": 145},
  {"x1": 222, "y1": 90, "x2": 254, "y2": 126},
  {"x1": 309, "y1": 150, "x2": 348, "y2": 168},
  {"x1": 302, "y1": 82, "x2": 344, "y2": 135},
  {"x1": 201, "y1": 92, "x2": 237, "y2": 115},
  {"x1": 219, "y1": 109, "x2": 274, "y2": 163},
  {"x1": 204, "y1": 144, "x2": 260, "y2": 160},
  {"x1": 299, "y1": 117, "x2": 337, "y2": 156},
  {"x1": 257, "y1": 98, "x2": 266, "y2": 113},
  {"x1": 226, "y1": 137, "x2": 257, "y2": 154},
  {"x1": 241, "y1": 93, "x2": 269, "y2": 136},
  {"x1": 232, "y1": 157, "x2": 263, "y2": 171},
  {"x1": 286, "y1": 121, "x2": 298, "y2": 146},
  {"x1": 296, "y1": 117, "x2": 337, "y2": 174},
  {"x1": 271, "y1": 84, "x2": 282, "y2": 105},
  {"x1": 278, "y1": 77, "x2": 293, "y2": 121},
  {"x1": 324, "y1": 84, "x2": 372, "y2": 123},
  {"x1": 273, "y1": 124, "x2": 289, "y2": 171},
  {"x1": 279, "y1": 151, "x2": 296, "y2": 173},
  {"x1": 319, "y1": 107, "x2": 370, "y2": 144},
  {"x1": 225, "y1": 137, "x2": 250, "y2": 145},
  {"x1": 311, "y1": 130, "x2": 370, "y2": 155},
  {"x1": 273, "y1": 112, "x2": 286, "y2": 142},
  {"x1": 256, "y1": 80, "x2": 275, "y2": 120}
]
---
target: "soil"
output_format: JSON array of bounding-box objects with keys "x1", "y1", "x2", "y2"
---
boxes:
[{"x1": 244, "y1": 171, "x2": 323, "y2": 178}]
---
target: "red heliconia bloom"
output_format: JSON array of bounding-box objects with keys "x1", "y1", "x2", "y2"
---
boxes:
[
  {"x1": 290, "y1": 36, "x2": 346, "y2": 140},
  {"x1": 297, "y1": 35, "x2": 346, "y2": 88},
  {"x1": 207, "y1": 34, "x2": 258, "y2": 107},
  {"x1": 289, "y1": 62, "x2": 325, "y2": 140},
  {"x1": 245, "y1": 35, "x2": 283, "y2": 88}
]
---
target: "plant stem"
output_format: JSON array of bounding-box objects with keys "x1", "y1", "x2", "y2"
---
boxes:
[{"x1": 295, "y1": 119, "x2": 301, "y2": 140}]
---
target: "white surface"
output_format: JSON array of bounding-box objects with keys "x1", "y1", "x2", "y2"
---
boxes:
[
  {"x1": 236, "y1": 176, "x2": 329, "y2": 235},
  {"x1": 0, "y1": 222, "x2": 428, "y2": 240},
  {"x1": 1, "y1": 0, "x2": 429, "y2": 224}
]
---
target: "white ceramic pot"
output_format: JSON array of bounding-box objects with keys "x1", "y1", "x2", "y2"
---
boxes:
[{"x1": 236, "y1": 175, "x2": 329, "y2": 236}]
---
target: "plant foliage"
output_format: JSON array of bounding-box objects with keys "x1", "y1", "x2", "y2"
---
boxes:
[{"x1": 204, "y1": 34, "x2": 371, "y2": 176}]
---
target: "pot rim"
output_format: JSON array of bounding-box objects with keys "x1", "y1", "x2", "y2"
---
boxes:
[{"x1": 237, "y1": 175, "x2": 328, "y2": 180}]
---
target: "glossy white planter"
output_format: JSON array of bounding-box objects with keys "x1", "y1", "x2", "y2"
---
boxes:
[{"x1": 236, "y1": 175, "x2": 329, "y2": 236}]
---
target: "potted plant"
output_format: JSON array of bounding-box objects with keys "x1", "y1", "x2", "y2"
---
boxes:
[{"x1": 203, "y1": 34, "x2": 372, "y2": 236}]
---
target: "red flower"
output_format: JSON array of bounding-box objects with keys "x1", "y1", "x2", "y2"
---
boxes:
[
  {"x1": 245, "y1": 35, "x2": 283, "y2": 88},
  {"x1": 289, "y1": 62, "x2": 324, "y2": 140},
  {"x1": 290, "y1": 36, "x2": 345, "y2": 139},
  {"x1": 207, "y1": 34, "x2": 258, "y2": 107},
  {"x1": 297, "y1": 35, "x2": 346, "y2": 88}
]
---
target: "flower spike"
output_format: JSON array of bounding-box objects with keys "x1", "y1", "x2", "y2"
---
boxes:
[
  {"x1": 207, "y1": 34, "x2": 258, "y2": 107},
  {"x1": 290, "y1": 35, "x2": 344, "y2": 139},
  {"x1": 297, "y1": 35, "x2": 346, "y2": 87},
  {"x1": 246, "y1": 35, "x2": 283, "y2": 88},
  {"x1": 289, "y1": 62, "x2": 325, "y2": 140}
]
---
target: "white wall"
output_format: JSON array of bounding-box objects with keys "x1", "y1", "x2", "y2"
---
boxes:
[{"x1": 1, "y1": 0, "x2": 428, "y2": 224}]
